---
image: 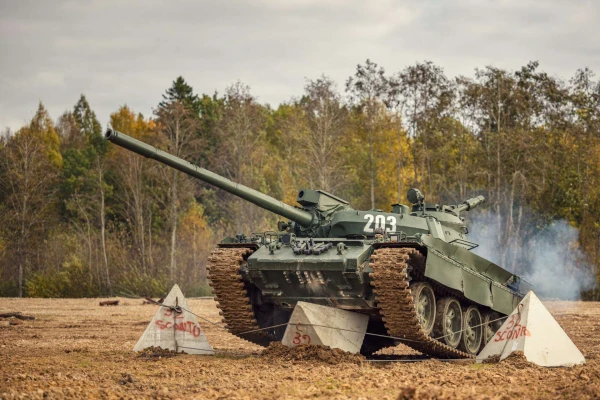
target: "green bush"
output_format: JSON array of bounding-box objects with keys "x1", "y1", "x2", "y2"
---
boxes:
[
  {"x1": 0, "y1": 279, "x2": 18, "y2": 297},
  {"x1": 186, "y1": 281, "x2": 213, "y2": 297},
  {"x1": 116, "y1": 269, "x2": 169, "y2": 298},
  {"x1": 25, "y1": 255, "x2": 99, "y2": 298}
]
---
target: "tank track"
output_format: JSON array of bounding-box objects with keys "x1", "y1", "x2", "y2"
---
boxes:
[
  {"x1": 370, "y1": 247, "x2": 473, "y2": 359},
  {"x1": 208, "y1": 246, "x2": 472, "y2": 358},
  {"x1": 207, "y1": 247, "x2": 273, "y2": 346}
]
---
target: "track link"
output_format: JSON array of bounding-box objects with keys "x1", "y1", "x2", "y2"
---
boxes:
[
  {"x1": 207, "y1": 247, "x2": 273, "y2": 346},
  {"x1": 370, "y1": 247, "x2": 473, "y2": 359},
  {"x1": 209, "y1": 246, "x2": 473, "y2": 358}
]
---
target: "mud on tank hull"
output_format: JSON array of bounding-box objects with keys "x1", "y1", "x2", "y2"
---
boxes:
[{"x1": 208, "y1": 235, "x2": 531, "y2": 358}]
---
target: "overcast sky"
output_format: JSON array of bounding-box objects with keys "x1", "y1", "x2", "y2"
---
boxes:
[{"x1": 1, "y1": 0, "x2": 599, "y2": 132}]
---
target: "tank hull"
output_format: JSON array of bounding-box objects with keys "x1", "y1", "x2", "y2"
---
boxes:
[
  {"x1": 209, "y1": 236, "x2": 529, "y2": 357},
  {"x1": 242, "y1": 237, "x2": 527, "y2": 314}
]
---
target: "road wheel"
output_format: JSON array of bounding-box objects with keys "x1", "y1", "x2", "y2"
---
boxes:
[
  {"x1": 433, "y1": 297, "x2": 462, "y2": 348},
  {"x1": 459, "y1": 306, "x2": 483, "y2": 355},
  {"x1": 481, "y1": 311, "x2": 503, "y2": 350},
  {"x1": 410, "y1": 282, "x2": 436, "y2": 335}
]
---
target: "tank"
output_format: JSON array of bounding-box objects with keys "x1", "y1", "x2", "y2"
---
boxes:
[{"x1": 105, "y1": 128, "x2": 532, "y2": 358}]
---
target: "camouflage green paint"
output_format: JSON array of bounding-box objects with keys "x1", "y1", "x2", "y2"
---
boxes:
[{"x1": 105, "y1": 128, "x2": 531, "y2": 317}]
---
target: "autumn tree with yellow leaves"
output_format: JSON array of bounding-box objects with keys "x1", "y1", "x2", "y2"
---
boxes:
[
  {"x1": 0, "y1": 103, "x2": 62, "y2": 297},
  {"x1": 1, "y1": 62, "x2": 599, "y2": 299}
]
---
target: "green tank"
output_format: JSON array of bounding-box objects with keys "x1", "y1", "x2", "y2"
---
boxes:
[{"x1": 105, "y1": 128, "x2": 531, "y2": 358}]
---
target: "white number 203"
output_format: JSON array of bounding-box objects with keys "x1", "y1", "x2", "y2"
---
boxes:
[{"x1": 363, "y1": 214, "x2": 397, "y2": 233}]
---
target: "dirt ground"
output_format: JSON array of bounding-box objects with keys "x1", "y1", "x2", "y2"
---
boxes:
[{"x1": 0, "y1": 297, "x2": 598, "y2": 400}]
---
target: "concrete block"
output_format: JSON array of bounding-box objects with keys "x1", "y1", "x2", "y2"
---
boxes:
[
  {"x1": 282, "y1": 301, "x2": 368, "y2": 354},
  {"x1": 133, "y1": 284, "x2": 214, "y2": 355},
  {"x1": 477, "y1": 291, "x2": 585, "y2": 367}
]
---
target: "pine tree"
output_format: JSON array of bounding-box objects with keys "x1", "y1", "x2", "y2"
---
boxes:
[
  {"x1": 159, "y1": 76, "x2": 200, "y2": 115},
  {"x1": 73, "y1": 95, "x2": 105, "y2": 154},
  {"x1": 60, "y1": 95, "x2": 111, "y2": 294}
]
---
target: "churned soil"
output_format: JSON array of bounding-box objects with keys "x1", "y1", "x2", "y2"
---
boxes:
[
  {"x1": 261, "y1": 342, "x2": 365, "y2": 365},
  {"x1": 0, "y1": 297, "x2": 599, "y2": 399}
]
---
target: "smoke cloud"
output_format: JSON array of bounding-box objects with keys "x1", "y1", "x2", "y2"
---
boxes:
[{"x1": 467, "y1": 213, "x2": 596, "y2": 300}]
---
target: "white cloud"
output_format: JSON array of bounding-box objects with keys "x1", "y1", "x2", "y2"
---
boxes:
[
  {"x1": 0, "y1": 0, "x2": 599, "y2": 130},
  {"x1": 33, "y1": 72, "x2": 65, "y2": 88}
]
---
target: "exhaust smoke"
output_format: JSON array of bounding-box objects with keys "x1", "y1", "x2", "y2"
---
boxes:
[{"x1": 468, "y1": 214, "x2": 596, "y2": 300}]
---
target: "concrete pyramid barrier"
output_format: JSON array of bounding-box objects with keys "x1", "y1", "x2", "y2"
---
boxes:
[
  {"x1": 477, "y1": 291, "x2": 584, "y2": 367},
  {"x1": 282, "y1": 301, "x2": 369, "y2": 354},
  {"x1": 133, "y1": 284, "x2": 214, "y2": 355}
]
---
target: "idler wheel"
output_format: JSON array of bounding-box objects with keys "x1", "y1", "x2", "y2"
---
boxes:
[
  {"x1": 482, "y1": 311, "x2": 503, "y2": 350},
  {"x1": 459, "y1": 306, "x2": 483, "y2": 355},
  {"x1": 434, "y1": 297, "x2": 462, "y2": 348},
  {"x1": 410, "y1": 282, "x2": 436, "y2": 335}
]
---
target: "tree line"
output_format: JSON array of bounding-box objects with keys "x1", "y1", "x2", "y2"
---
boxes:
[{"x1": 1, "y1": 60, "x2": 599, "y2": 299}]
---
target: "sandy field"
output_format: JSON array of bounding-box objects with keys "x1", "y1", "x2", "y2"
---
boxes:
[{"x1": 0, "y1": 297, "x2": 598, "y2": 399}]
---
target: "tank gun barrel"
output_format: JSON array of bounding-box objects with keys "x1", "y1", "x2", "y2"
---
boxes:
[
  {"x1": 454, "y1": 195, "x2": 485, "y2": 213},
  {"x1": 105, "y1": 129, "x2": 314, "y2": 227}
]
